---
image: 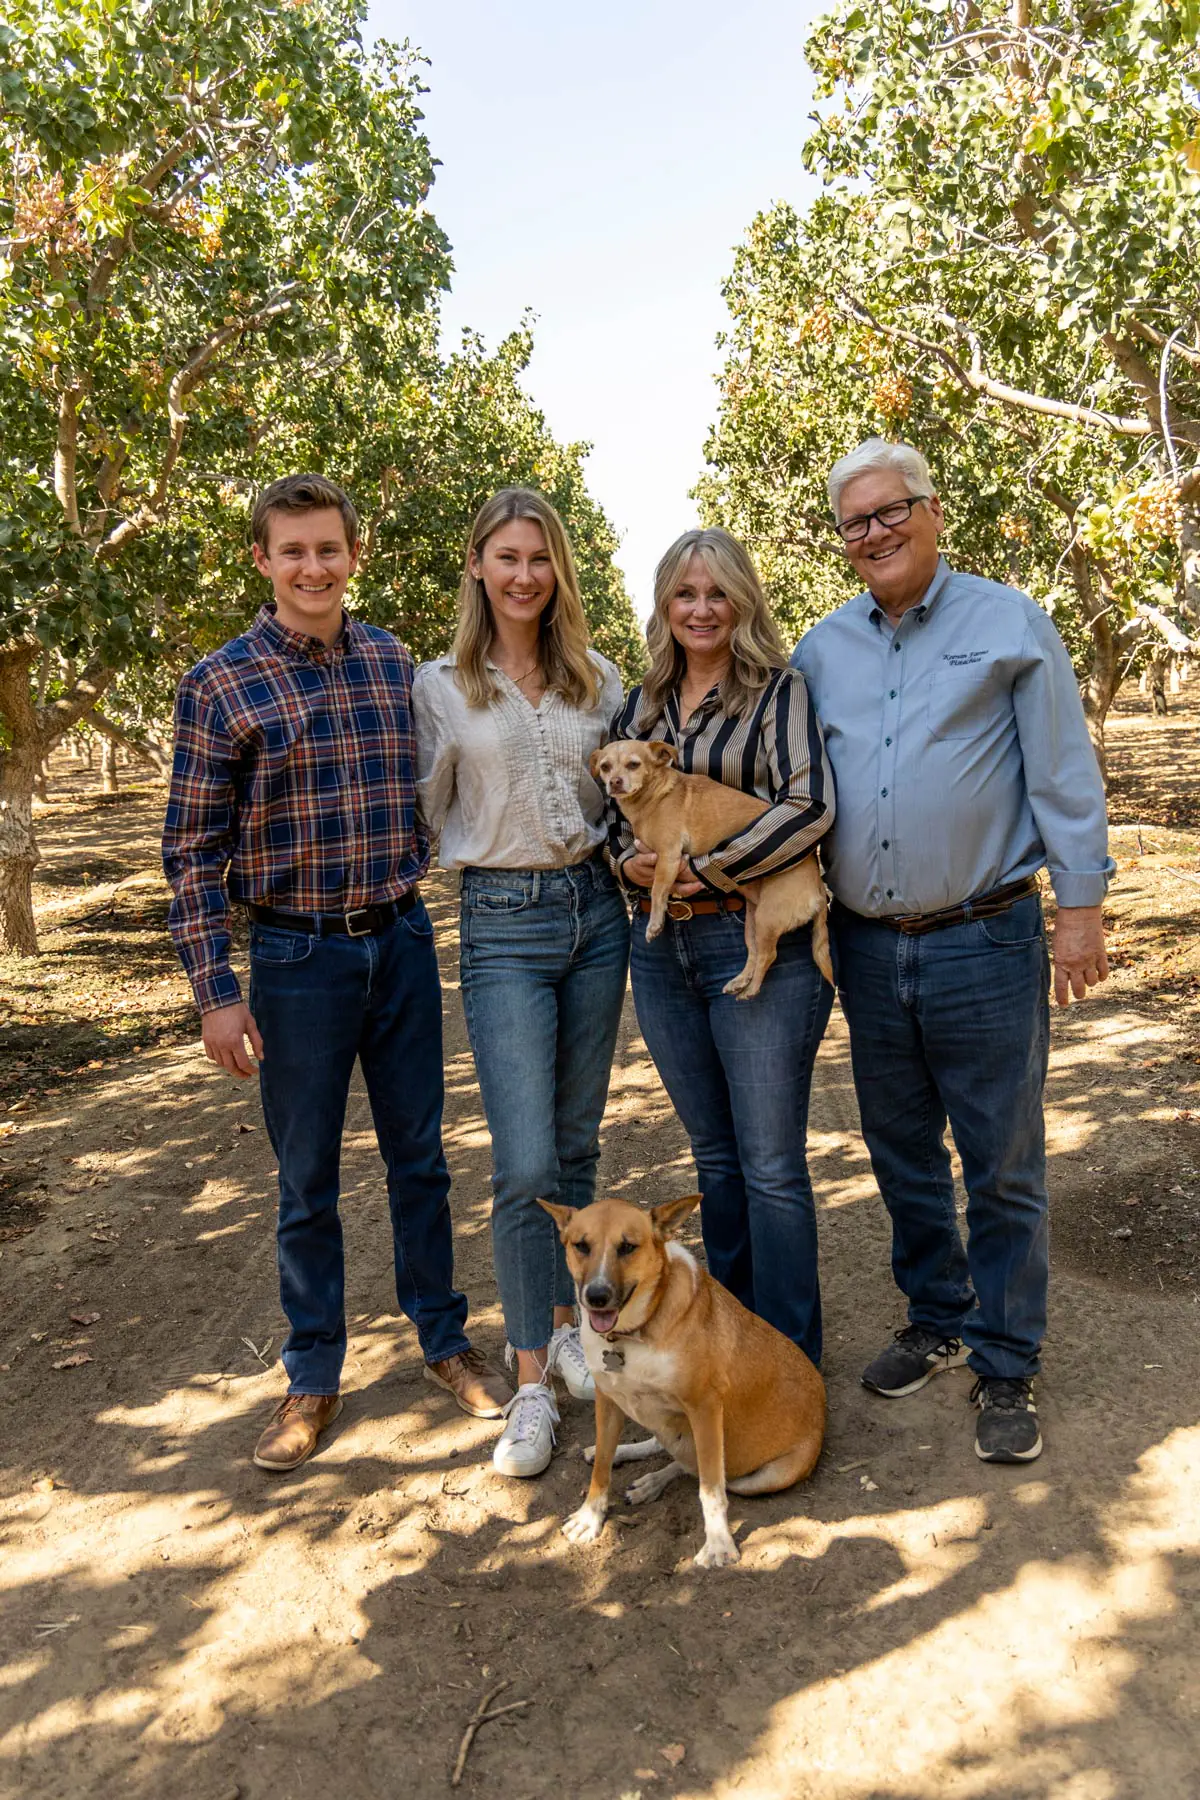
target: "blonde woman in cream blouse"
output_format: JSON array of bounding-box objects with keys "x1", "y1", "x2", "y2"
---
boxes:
[{"x1": 413, "y1": 487, "x2": 630, "y2": 1480}]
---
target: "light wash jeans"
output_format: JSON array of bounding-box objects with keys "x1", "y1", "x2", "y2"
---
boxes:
[
  {"x1": 630, "y1": 907, "x2": 832, "y2": 1364},
  {"x1": 250, "y1": 902, "x2": 470, "y2": 1396},
  {"x1": 833, "y1": 891, "x2": 1051, "y2": 1379},
  {"x1": 459, "y1": 854, "x2": 630, "y2": 1351}
]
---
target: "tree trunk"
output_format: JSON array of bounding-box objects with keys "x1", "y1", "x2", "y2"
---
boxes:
[
  {"x1": 1068, "y1": 545, "x2": 1118, "y2": 784},
  {"x1": 1147, "y1": 648, "x2": 1171, "y2": 716},
  {"x1": 0, "y1": 645, "x2": 116, "y2": 955},
  {"x1": 100, "y1": 734, "x2": 119, "y2": 794},
  {"x1": 0, "y1": 645, "x2": 42, "y2": 956}
]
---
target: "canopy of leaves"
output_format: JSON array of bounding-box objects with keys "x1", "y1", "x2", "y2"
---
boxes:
[
  {"x1": 697, "y1": 0, "x2": 1200, "y2": 663},
  {"x1": 0, "y1": 0, "x2": 641, "y2": 689}
]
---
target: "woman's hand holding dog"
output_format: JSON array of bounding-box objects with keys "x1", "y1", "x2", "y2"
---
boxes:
[{"x1": 624, "y1": 838, "x2": 705, "y2": 897}]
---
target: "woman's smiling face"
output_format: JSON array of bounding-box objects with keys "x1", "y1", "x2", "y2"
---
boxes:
[
  {"x1": 471, "y1": 516, "x2": 556, "y2": 630},
  {"x1": 666, "y1": 552, "x2": 734, "y2": 663}
]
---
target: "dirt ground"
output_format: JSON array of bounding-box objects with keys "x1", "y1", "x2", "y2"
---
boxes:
[{"x1": 1, "y1": 687, "x2": 1199, "y2": 1800}]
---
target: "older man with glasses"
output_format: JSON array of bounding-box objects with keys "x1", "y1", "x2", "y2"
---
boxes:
[{"x1": 792, "y1": 437, "x2": 1113, "y2": 1463}]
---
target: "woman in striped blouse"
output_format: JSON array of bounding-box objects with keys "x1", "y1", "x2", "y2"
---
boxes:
[{"x1": 610, "y1": 527, "x2": 835, "y2": 1362}]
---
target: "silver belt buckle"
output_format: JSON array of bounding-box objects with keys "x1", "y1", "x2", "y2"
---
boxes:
[{"x1": 344, "y1": 907, "x2": 374, "y2": 936}]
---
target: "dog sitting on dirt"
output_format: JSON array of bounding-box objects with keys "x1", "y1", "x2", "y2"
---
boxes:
[
  {"x1": 539, "y1": 1193, "x2": 826, "y2": 1569},
  {"x1": 589, "y1": 739, "x2": 832, "y2": 997}
]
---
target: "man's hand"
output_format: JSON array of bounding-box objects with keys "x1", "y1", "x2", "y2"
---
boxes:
[
  {"x1": 1052, "y1": 904, "x2": 1109, "y2": 1007},
  {"x1": 624, "y1": 839, "x2": 705, "y2": 898},
  {"x1": 201, "y1": 1002, "x2": 265, "y2": 1077}
]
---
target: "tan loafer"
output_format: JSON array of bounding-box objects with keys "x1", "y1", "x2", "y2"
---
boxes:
[
  {"x1": 253, "y1": 1392, "x2": 343, "y2": 1471},
  {"x1": 424, "y1": 1347, "x2": 510, "y2": 1419}
]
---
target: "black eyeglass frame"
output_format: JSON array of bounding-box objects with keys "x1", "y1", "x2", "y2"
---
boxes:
[{"x1": 834, "y1": 495, "x2": 931, "y2": 543}]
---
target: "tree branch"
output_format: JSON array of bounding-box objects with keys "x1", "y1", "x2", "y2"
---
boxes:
[
  {"x1": 1134, "y1": 603, "x2": 1200, "y2": 656},
  {"x1": 55, "y1": 383, "x2": 85, "y2": 535},
  {"x1": 840, "y1": 297, "x2": 1156, "y2": 435},
  {"x1": 32, "y1": 657, "x2": 116, "y2": 755}
]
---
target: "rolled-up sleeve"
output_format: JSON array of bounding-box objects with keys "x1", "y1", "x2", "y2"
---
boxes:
[
  {"x1": 693, "y1": 670, "x2": 835, "y2": 890},
  {"x1": 1013, "y1": 610, "x2": 1115, "y2": 907},
  {"x1": 162, "y1": 670, "x2": 244, "y2": 1014}
]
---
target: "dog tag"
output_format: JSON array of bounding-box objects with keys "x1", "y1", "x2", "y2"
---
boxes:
[{"x1": 603, "y1": 1349, "x2": 625, "y2": 1371}]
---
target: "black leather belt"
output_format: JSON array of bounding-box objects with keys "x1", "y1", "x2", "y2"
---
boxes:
[
  {"x1": 246, "y1": 891, "x2": 418, "y2": 937},
  {"x1": 871, "y1": 875, "x2": 1039, "y2": 936}
]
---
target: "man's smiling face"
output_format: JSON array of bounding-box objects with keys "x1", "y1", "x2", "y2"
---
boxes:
[
  {"x1": 252, "y1": 505, "x2": 360, "y2": 644},
  {"x1": 837, "y1": 470, "x2": 944, "y2": 616}
]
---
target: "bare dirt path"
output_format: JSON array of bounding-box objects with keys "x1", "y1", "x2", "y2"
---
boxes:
[{"x1": 1, "y1": 692, "x2": 1199, "y2": 1800}]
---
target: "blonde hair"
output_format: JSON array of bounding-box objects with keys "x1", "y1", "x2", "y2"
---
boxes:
[
  {"x1": 451, "y1": 488, "x2": 601, "y2": 709},
  {"x1": 642, "y1": 528, "x2": 786, "y2": 721}
]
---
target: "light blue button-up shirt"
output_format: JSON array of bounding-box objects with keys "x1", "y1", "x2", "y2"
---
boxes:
[{"x1": 791, "y1": 558, "x2": 1114, "y2": 917}]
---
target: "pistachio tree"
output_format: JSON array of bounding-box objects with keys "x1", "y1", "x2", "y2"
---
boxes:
[
  {"x1": 804, "y1": 0, "x2": 1200, "y2": 617},
  {"x1": 0, "y1": 0, "x2": 640, "y2": 953},
  {"x1": 699, "y1": 0, "x2": 1200, "y2": 772}
]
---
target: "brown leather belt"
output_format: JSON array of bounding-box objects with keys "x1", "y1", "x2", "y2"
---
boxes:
[
  {"x1": 636, "y1": 893, "x2": 745, "y2": 922},
  {"x1": 871, "y1": 874, "x2": 1039, "y2": 936}
]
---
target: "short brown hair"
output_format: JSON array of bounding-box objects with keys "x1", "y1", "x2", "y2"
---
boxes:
[{"x1": 251, "y1": 473, "x2": 359, "y2": 553}]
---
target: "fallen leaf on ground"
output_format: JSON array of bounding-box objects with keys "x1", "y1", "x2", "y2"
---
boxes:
[
  {"x1": 70, "y1": 1310, "x2": 101, "y2": 1326},
  {"x1": 635, "y1": 1772, "x2": 660, "y2": 1782},
  {"x1": 661, "y1": 1744, "x2": 685, "y2": 1767},
  {"x1": 32, "y1": 1477, "x2": 55, "y2": 1493},
  {"x1": 51, "y1": 1353, "x2": 92, "y2": 1370}
]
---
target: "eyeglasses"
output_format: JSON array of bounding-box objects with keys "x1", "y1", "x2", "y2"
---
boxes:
[{"x1": 835, "y1": 496, "x2": 931, "y2": 543}]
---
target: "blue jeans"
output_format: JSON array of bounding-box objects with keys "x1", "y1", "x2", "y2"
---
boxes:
[
  {"x1": 833, "y1": 892, "x2": 1051, "y2": 1380},
  {"x1": 250, "y1": 902, "x2": 469, "y2": 1395},
  {"x1": 630, "y1": 908, "x2": 832, "y2": 1364},
  {"x1": 459, "y1": 855, "x2": 630, "y2": 1352}
]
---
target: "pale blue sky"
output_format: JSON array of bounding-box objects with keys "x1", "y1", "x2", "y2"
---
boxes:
[{"x1": 368, "y1": 1, "x2": 824, "y2": 618}]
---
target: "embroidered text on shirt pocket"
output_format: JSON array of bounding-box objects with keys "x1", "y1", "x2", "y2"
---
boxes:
[{"x1": 926, "y1": 668, "x2": 993, "y2": 740}]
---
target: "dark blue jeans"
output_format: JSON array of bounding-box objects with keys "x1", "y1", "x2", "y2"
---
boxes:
[
  {"x1": 833, "y1": 893, "x2": 1051, "y2": 1380},
  {"x1": 630, "y1": 908, "x2": 832, "y2": 1364},
  {"x1": 459, "y1": 856, "x2": 630, "y2": 1351},
  {"x1": 250, "y1": 901, "x2": 469, "y2": 1395}
]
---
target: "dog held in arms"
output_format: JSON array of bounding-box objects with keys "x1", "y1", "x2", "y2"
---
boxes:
[
  {"x1": 589, "y1": 739, "x2": 832, "y2": 998},
  {"x1": 540, "y1": 1194, "x2": 825, "y2": 1568}
]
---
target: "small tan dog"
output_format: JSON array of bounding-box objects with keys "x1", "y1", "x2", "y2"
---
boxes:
[
  {"x1": 589, "y1": 739, "x2": 832, "y2": 996},
  {"x1": 539, "y1": 1194, "x2": 825, "y2": 1569}
]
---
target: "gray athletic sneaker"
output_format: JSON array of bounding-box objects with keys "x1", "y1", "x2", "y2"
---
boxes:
[
  {"x1": 861, "y1": 1324, "x2": 969, "y2": 1397},
  {"x1": 972, "y1": 1376, "x2": 1043, "y2": 1462}
]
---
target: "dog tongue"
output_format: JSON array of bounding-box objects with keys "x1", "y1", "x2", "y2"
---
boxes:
[{"x1": 588, "y1": 1309, "x2": 619, "y2": 1336}]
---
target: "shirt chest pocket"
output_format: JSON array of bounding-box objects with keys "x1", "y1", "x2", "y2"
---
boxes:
[{"x1": 926, "y1": 668, "x2": 994, "y2": 740}]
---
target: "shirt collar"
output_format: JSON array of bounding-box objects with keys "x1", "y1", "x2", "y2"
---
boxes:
[
  {"x1": 863, "y1": 555, "x2": 952, "y2": 629},
  {"x1": 252, "y1": 602, "x2": 354, "y2": 661}
]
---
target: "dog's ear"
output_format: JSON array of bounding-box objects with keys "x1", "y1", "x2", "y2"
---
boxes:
[
  {"x1": 647, "y1": 740, "x2": 678, "y2": 767},
  {"x1": 588, "y1": 746, "x2": 605, "y2": 779},
  {"x1": 650, "y1": 1192, "x2": 701, "y2": 1238},
  {"x1": 537, "y1": 1198, "x2": 576, "y2": 1238}
]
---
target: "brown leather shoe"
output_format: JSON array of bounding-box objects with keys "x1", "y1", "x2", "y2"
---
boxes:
[
  {"x1": 424, "y1": 1346, "x2": 510, "y2": 1419},
  {"x1": 253, "y1": 1393, "x2": 343, "y2": 1471}
]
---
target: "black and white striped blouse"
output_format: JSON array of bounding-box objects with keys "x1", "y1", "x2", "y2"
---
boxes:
[{"x1": 607, "y1": 668, "x2": 835, "y2": 892}]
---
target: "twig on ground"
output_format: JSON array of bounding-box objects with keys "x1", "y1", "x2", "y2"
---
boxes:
[
  {"x1": 1161, "y1": 865, "x2": 1200, "y2": 892},
  {"x1": 449, "y1": 1680, "x2": 532, "y2": 1787}
]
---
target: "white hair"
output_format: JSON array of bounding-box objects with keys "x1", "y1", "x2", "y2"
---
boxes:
[{"x1": 827, "y1": 438, "x2": 934, "y2": 519}]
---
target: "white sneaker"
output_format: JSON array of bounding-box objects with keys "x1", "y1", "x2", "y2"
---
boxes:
[
  {"x1": 546, "y1": 1323, "x2": 595, "y2": 1400},
  {"x1": 492, "y1": 1382, "x2": 560, "y2": 1478}
]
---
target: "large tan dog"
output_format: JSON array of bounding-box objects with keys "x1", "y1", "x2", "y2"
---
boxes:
[
  {"x1": 589, "y1": 739, "x2": 832, "y2": 996},
  {"x1": 540, "y1": 1194, "x2": 825, "y2": 1569}
]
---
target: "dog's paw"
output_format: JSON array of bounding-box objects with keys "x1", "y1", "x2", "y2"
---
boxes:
[
  {"x1": 582, "y1": 1442, "x2": 596, "y2": 1465},
  {"x1": 694, "y1": 1535, "x2": 740, "y2": 1569},
  {"x1": 722, "y1": 975, "x2": 749, "y2": 997},
  {"x1": 645, "y1": 920, "x2": 664, "y2": 942},
  {"x1": 562, "y1": 1501, "x2": 607, "y2": 1544},
  {"x1": 626, "y1": 1468, "x2": 672, "y2": 1506}
]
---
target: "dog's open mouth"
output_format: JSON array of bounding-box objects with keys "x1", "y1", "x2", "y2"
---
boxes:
[{"x1": 587, "y1": 1308, "x2": 620, "y2": 1336}]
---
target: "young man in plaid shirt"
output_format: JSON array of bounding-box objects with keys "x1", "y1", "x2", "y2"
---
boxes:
[{"x1": 163, "y1": 474, "x2": 509, "y2": 1470}]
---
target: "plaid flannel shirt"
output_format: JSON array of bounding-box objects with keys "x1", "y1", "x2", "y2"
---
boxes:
[{"x1": 162, "y1": 605, "x2": 428, "y2": 1013}]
